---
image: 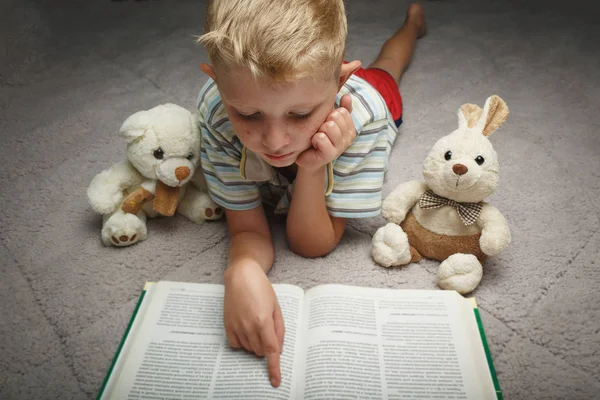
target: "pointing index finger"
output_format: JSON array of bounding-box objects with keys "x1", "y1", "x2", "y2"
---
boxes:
[{"x1": 261, "y1": 322, "x2": 282, "y2": 387}]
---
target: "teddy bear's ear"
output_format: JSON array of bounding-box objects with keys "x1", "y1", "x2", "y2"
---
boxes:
[
  {"x1": 119, "y1": 110, "x2": 152, "y2": 144},
  {"x1": 458, "y1": 103, "x2": 483, "y2": 130},
  {"x1": 190, "y1": 112, "x2": 201, "y2": 135},
  {"x1": 475, "y1": 95, "x2": 509, "y2": 136}
]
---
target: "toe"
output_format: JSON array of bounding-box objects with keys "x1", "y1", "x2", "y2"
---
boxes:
[{"x1": 406, "y1": 3, "x2": 426, "y2": 38}]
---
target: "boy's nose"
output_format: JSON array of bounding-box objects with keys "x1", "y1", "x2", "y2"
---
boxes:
[{"x1": 263, "y1": 124, "x2": 290, "y2": 152}]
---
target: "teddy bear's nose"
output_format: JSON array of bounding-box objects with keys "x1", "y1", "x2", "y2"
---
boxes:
[
  {"x1": 452, "y1": 164, "x2": 468, "y2": 176},
  {"x1": 175, "y1": 166, "x2": 190, "y2": 181}
]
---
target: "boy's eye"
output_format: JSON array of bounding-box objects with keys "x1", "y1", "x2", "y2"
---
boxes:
[
  {"x1": 238, "y1": 111, "x2": 260, "y2": 120},
  {"x1": 292, "y1": 112, "x2": 312, "y2": 119}
]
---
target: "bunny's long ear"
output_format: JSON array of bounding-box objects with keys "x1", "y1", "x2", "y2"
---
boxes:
[
  {"x1": 474, "y1": 95, "x2": 509, "y2": 136},
  {"x1": 459, "y1": 103, "x2": 483, "y2": 130},
  {"x1": 119, "y1": 110, "x2": 152, "y2": 143}
]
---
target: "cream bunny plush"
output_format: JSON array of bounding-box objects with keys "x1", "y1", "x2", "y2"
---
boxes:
[
  {"x1": 371, "y1": 95, "x2": 511, "y2": 294},
  {"x1": 87, "y1": 103, "x2": 223, "y2": 247}
]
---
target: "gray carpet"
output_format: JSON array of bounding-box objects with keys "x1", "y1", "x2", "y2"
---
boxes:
[{"x1": 1, "y1": 0, "x2": 599, "y2": 398}]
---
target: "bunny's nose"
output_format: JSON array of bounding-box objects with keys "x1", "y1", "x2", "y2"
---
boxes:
[
  {"x1": 452, "y1": 164, "x2": 468, "y2": 176},
  {"x1": 175, "y1": 166, "x2": 191, "y2": 181}
]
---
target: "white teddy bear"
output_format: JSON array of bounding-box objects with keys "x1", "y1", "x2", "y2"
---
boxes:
[
  {"x1": 371, "y1": 95, "x2": 511, "y2": 294},
  {"x1": 87, "y1": 103, "x2": 222, "y2": 247}
]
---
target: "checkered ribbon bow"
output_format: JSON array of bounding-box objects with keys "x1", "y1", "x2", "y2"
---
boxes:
[{"x1": 418, "y1": 190, "x2": 483, "y2": 226}]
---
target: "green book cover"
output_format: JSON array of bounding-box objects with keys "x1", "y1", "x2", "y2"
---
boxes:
[
  {"x1": 469, "y1": 298, "x2": 503, "y2": 400},
  {"x1": 96, "y1": 283, "x2": 151, "y2": 400}
]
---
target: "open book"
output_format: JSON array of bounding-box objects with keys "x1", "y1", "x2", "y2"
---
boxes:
[{"x1": 98, "y1": 282, "x2": 502, "y2": 400}]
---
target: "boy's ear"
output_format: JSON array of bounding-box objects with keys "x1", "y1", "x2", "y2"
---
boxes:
[
  {"x1": 338, "y1": 60, "x2": 362, "y2": 90},
  {"x1": 200, "y1": 63, "x2": 216, "y2": 80}
]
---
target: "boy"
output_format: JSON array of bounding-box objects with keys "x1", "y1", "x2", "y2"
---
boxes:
[{"x1": 196, "y1": 0, "x2": 426, "y2": 388}]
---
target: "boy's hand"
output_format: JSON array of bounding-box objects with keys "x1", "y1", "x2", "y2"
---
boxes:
[
  {"x1": 223, "y1": 261, "x2": 285, "y2": 387},
  {"x1": 296, "y1": 94, "x2": 355, "y2": 171}
]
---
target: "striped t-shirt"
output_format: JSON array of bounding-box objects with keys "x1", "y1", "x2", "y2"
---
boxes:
[{"x1": 197, "y1": 74, "x2": 398, "y2": 218}]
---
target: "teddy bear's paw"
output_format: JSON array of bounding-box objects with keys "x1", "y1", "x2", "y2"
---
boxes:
[
  {"x1": 101, "y1": 212, "x2": 147, "y2": 247},
  {"x1": 178, "y1": 189, "x2": 224, "y2": 224},
  {"x1": 90, "y1": 189, "x2": 123, "y2": 215},
  {"x1": 203, "y1": 204, "x2": 224, "y2": 221},
  {"x1": 371, "y1": 223, "x2": 412, "y2": 267},
  {"x1": 437, "y1": 253, "x2": 483, "y2": 294}
]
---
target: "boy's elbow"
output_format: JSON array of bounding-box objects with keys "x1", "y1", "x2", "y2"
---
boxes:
[
  {"x1": 288, "y1": 231, "x2": 342, "y2": 258},
  {"x1": 289, "y1": 240, "x2": 336, "y2": 258},
  {"x1": 287, "y1": 217, "x2": 346, "y2": 258}
]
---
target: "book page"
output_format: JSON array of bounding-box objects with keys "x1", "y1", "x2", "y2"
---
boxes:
[
  {"x1": 100, "y1": 281, "x2": 304, "y2": 400},
  {"x1": 296, "y1": 284, "x2": 496, "y2": 400}
]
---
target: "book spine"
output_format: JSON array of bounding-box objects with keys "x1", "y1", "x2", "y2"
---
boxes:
[
  {"x1": 96, "y1": 287, "x2": 149, "y2": 400},
  {"x1": 473, "y1": 307, "x2": 503, "y2": 400}
]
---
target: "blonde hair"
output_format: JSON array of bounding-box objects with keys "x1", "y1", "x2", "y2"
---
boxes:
[{"x1": 197, "y1": 0, "x2": 347, "y2": 83}]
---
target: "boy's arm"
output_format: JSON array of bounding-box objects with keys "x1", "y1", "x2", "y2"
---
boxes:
[
  {"x1": 286, "y1": 166, "x2": 346, "y2": 257},
  {"x1": 289, "y1": 94, "x2": 390, "y2": 257},
  {"x1": 223, "y1": 206, "x2": 285, "y2": 388},
  {"x1": 289, "y1": 95, "x2": 357, "y2": 258},
  {"x1": 225, "y1": 206, "x2": 274, "y2": 272},
  {"x1": 196, "y1": 98, "x2": 283, "y2": 387}
]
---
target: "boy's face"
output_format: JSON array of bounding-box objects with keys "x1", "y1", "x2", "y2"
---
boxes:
[{"x1": 206, "y1": 66, "x2": 343, "y2": 168}]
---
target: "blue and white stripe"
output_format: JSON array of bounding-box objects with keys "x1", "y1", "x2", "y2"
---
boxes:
[{"x1": 196, "y1": 74, "x2": 398, "y2": 218}]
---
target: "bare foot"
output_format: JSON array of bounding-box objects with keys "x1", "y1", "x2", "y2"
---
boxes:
[
  {"x1": 406, "y1": 3, "x2": 427, "y2": 38},
  {"x1": 367, "y1": 2, "x2": 426, "y2": 82}
]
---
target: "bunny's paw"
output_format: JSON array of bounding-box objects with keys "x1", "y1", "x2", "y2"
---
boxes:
[
  {"x1": 480, "y1": 232, "x2": 510, "y2": 257},
  {"x1": 371, "y1": 223, "x2": 412, "y2": 267},
  {"x1": 437, "y1": 253, "x2": 483, "y2": 294}
]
